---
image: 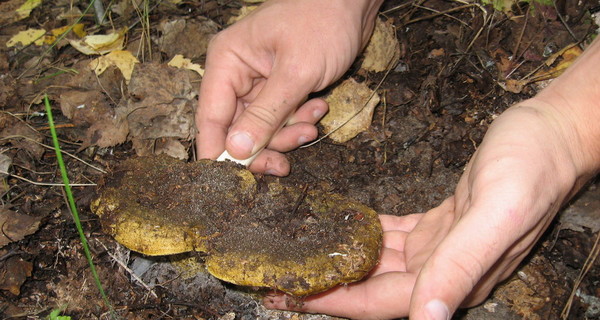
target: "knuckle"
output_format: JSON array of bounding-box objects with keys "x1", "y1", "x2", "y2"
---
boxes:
[{"x1": 244, "y1": 105, "x2": 281, "y2": 131}]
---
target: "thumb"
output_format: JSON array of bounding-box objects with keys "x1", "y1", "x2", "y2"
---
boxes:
[
  {"x1": 408, "y1": 201, "x2": 515, "y2": 320},
  {"x1": 225, "y1": 63, "x2": 316, "y2": 160}
]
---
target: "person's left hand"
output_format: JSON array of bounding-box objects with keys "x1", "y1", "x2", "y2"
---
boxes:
[{"x1": 264, "y1": 99, "x2": 590, "y2": 319}]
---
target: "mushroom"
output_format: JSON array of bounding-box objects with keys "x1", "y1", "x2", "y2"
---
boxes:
[{"x1": 92, "y1": 155, "x2": 382, "y2": 296}]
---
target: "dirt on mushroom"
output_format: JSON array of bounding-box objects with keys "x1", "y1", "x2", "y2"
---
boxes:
[{"x1": 92, "y1": 155, "x2": 382, "y2": 296}]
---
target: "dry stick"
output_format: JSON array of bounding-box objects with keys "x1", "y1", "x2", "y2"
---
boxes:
[
  {"x1": 0, "y1": 170, "x2": 96, "y2": 187},
  {"x1": 381, "y1": 93, "x2": 388, "y2": 164},
  {"x1": 381, "y1": 2, "x2": 414, "y2": 15},
  {"x1": 561, "y1": 230, "x2": 600, "y2": 319},
  {"x1": 3, "y1": 109, "x2": 82, "y2": 148},
  {"x1": 449, "y1": 2, "x2": 490, "y2": 71},
  {"x1": 0, "y1": 135, "x2": 106, "y2": 174},
  {"x1": 97, "y1": 242, "x2": 158, "y2": 299},
  {"x1": 553, "y1": 0, "x2": 579, "y2": 43},
  {"x1": 512, "y1": 6, "x2": 530, "y2": 62},
  {"x1": 408, "y1": 4, "x2": 474, "y2": 26}
]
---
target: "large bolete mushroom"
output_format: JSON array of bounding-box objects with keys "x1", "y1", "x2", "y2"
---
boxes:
[{"x1": 92, "y1": 155, "x2": 382, "y2": 296}]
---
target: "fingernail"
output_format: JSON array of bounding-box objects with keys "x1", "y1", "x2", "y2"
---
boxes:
[
  {"x1": 424, "y1": 300, "x2": 450, "y2": 320},
  {"x1": 313, "y1": 108, "x2": 326, "y2": 119},
  {"x1": 298, "y1": 135, "x2": 311, "y2": 145},
  {"x1": 229, "y1": 132, "x2": 254, "y2": 156}
]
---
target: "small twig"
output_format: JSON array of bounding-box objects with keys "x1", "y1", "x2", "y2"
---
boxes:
[
  {"x1": 291, "y1": 185, "x2": 310, "y2": 216},
  {"x1": 381, "y1": 94, "x2": 388, "y2": 164},
  {"x1": 407, "y1": 3, "x2": 474, "y2": 26},
  {"x1": 561, "y1": 230, "x2": 600, "y2": 319},
  {"x1": 1, "y1": 170, "x2": 96, "y2": 187},
  {"x1": 512, "y1": 7, "x2": 530, "y2": 61},
  {"x1": 0, "y1": 135, "x2": 106, "y2": 174},
  {"x1": 98, "y1": 242, "x2": 158, "y2": 299},
  {"x1": 381, "y1": 2, "x2": 414, "y2": 15},
  {"x1": 553, "y1": 0, "x2": 579, "y2": 42}
]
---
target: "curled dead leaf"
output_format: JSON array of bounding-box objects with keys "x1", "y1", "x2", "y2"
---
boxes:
[
  {"x1": 0, "y1": 207, "x2": 42, "y2": 248},
  {"x1": 68, "y1": 28, "x2": 127, "y2": 55},
  {"x1": 321, "y1": 78, "x2": 380, "y2": 143},
  {"x1": 361, "y1": 18, "x2": 400, "y2": 72}
]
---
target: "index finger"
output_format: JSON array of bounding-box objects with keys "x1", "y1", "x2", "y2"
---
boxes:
[{"x1": 195, "y1": 63, "x2": 242, "y2": 159}]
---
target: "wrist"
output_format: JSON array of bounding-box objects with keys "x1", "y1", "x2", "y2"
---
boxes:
[
  {"x1": 532, "y1": 39, "x2": 600, "y2": 181},
  {"x1": 525, "y1": 95, "x2": 599, "y2": 192}
]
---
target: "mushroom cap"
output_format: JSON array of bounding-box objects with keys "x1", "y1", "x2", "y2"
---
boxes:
[{"x1": 92, "y1": 155, "x2": 382, "y2": 296}]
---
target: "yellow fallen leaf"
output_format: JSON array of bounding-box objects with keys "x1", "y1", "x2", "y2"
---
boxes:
[
  {"x1": 69, "y1": 28, "x2": 127, "y2": 55},
  {"x1": 41, "y1": 23, "x2": 86, "y2": 45},
  {"x1": 168, "y1": 54, "x2": 204, "y2": 77},
  {"x1": 499, "y1": 44, "x2": 583, "y2": 93},
  {"x1": 321, "y1": 78, "x2": 380, "y2": 143},
  {"x1": 90, "y1": 50, "x2": 139, "y2": 83},
  {"x1": 6, "y1": 28, "x2": 46, "y2": 47},
  {"x1": 532, "y1": 45, "x2": 583, "y2": 82},
  {"x1": 15, "y1": 0, "x2": 41, "y2": 20},
  {"x1": 361, "y1": 18, "x2": 400, "y2": 72}
]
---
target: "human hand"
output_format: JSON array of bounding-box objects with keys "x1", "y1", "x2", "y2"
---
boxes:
[
  {"x1": 196, "y1": 0, "x2": 383, "y2": 175},
  {"x1": 263, "y1": 99, "x2": 593, "y2": 319}
]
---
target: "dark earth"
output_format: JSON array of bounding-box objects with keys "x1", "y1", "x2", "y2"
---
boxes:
[{"x1": 1, "y1": 0, "x2": 599, "y2": 319}]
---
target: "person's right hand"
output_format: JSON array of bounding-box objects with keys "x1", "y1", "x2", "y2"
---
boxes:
[{"x1": 195, "y1": 0, "x2": 382, "y2": 175}]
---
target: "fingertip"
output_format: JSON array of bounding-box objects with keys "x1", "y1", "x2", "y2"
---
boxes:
[
  {"x1": 287, "y1": 98, "x2": 329, "y2": 125},
  {"x1": 248, "y1": 149, "x2": 290, "y2": 176},
  {"x1": 262, "y1": 292, "x2": 288, "y2": 310},
  {"x1": 423, "y1": 299, "x2": 451, "y2": 320},
  {"x1": 268, "y1": 122, "x2": 318, "y2": 152},
  {"x1": 195, "y1": 124, "x2": 227, "y2": 160},
  {"x1": 379, "y1": 213, "x2": 424, "y2": 232}
]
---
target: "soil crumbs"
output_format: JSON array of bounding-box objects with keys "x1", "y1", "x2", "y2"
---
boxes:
[{"x1": 1, "y1": 0, "x2": 599, "y2": 319}]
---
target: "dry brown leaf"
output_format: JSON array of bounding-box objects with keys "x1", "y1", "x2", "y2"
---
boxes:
[
  {"x1": 0, "y1": 256, "x2": 33, "y2": 295},
  {"x1": 59, "y1": 63, "x2": 129, "y2": 148},
  {"x1": 156, "y1": 18, "x2": 218, "y2": 60},
  {"x1": 321, "y1": 78, "x2": 380, "y2": 143},
  {"x1": 361, "y1": 18, "x2": 400, "y2": 72},
  {"x1": 127, "y1": 63, "x2": 198, "y2": 159},
  {"x1": 0, "y1": 0, "x2": 26, "y2": 25},
  {"x1": 499, "y1": 44, "x2": 583, "y2": 93},
  {"x1": 0, "y1": 113, "x2": 44, "y2": 159},
  {"x1": 0, "y1": 207, "x2": 41, "y2": 248}
]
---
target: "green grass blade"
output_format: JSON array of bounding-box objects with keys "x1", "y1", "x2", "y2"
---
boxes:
[{"x1": 43, "y1": 94, "x2": 116, "y2": 319}]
